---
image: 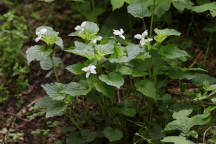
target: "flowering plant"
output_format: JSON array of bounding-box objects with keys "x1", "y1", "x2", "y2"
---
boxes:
[{"x1": 26, "y1": 21, "x2": 213, "y2": 143}]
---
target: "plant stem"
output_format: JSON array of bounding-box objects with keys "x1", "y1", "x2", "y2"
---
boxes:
[
  {"x1": 91, "y1": 0, "x2": 95, "y2": 10},
  {"x1": 203, "y1": 127, "x2": 212, "y2": 144},
  {"x1": 51, "y1": 56, "x2": 59, "y2": 82},
  {"x1": 204, "y1": 32, "x2": 213, "y2": 64},
  {"x1": 142, "y1": 19, "x2": 147, "y2": 30},
  {"x1": 150, "y1": 0, "x2": 156, "y2": 37}
]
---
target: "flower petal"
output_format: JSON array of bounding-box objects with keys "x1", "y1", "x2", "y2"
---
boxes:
[
  {"x1": 142, "y1": 30, "x2": 148, "y2": 37},
  {"x1": 86, "y1": 72, "x2": 90, "y2": 78},
  {"x1": 120, "y1": 34, "x2": 125, "y2": 40},
  {"x1": 81, "y1": 21, "x2": 87, "y2": 27},
  {"x1": 113, "y1": 30, "x2": 120, "y2": 36},
  {"x1": 120, "y1": 28, "x2": 124, "y2": 34},
  {"x1": 134, "y1": 34, "x2": 142, "y2": 39}
]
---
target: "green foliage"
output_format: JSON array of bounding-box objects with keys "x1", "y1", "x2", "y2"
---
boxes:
[
  {"x1": 161, "y1": 136, "x2": 195, "y2": 144},
  {"x1": 0, "y1": 10, "x2": 29, "y2": 104},
  {"x1": 18, "y1": 0, "x2": 216, "y2": 143},
  {"x1": 192, "y1": 2, "x2": 216, "y2": 17},
  {"x1": 103, "y1": 127, "x2": 123, "y2": 142}
]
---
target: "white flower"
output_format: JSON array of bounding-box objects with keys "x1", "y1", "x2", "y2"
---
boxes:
[
  {"x1": 74, "y1": 21, "x2": 87, "y2": 34},
  {"x1": 134, "y1": 30, "x2": 153, "y2": 46},
  {"x1": 91, "y1": 36, "x2": 102, "y2": 44},
  {"x1": 81, "y1": 64, "x2": 97, "y2": 78},
  {"x1": 35, "y1": 28, "x2": 47, "y2": 42},
  {"x1": 113, "y1": 28, "x2": 125, "y2": 40}
]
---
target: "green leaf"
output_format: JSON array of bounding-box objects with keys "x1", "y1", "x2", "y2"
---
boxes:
[
  {"x1": 192, "y1": 2, "x2": 216, "y2": 17},
  {"x1": 161, "y1": 136, "x2": 195, "y2": 144},
  {"x1": 84, "y1": 21, "x2": 100, "y2": 35},
  {"x1": 165, "y1": 109, "x2": 211, "y2": 134},
  {"x1": 99, "y1": 72, "x2": 124, "y2": 88},
  {"x1": 36, "y1": 96, "x2": 67, "y2": 118},
  {"x1": 66, "y1": 63, "x2": 84, "y2": 75},
  {"x1": 103, "y1": 127, "x2": 123, "y2": 142},
  {"x1": 160, "y1": 44, "x2": 189, "y2": 59},
  {"x1": 192, "y1": 73, "x2": 216, "y2": 85},
  {"x1": 154, "y1": 28, "x2": 181, "y2": 43},
  {"x1": 26, "y1": 45, "x2": 51, "y2": 64},
  {"x1": 118, "y1": 66, "x2": 133, "y2": 75},
  {"x1": 116, "y1": 100, "x2": 137, "y2": 117},
  {"x1": 111, "y1": 0, "x2": 134, "y2": 10},
  {"x1": 36, "y1": 26, "x2": 63, "y2": 48},
  {"x1": 155, "y1": 0, "x2": 172, "y2": 18},
  {"x1": 126, "y1": 44, "x2": 142, "y2": 61},
  {"x1": 96, "y1": 44, "x2": 114, "y2": 56},
  {"x1": 40, "y1": 56, "x2": 61, "y2": 70},
  {"x1": 127, "y1": 0, "x2": 152, "y2": 19},
  {"x1": 154, "y1": 28, "x2": 181, "y2": 36},
  {"x1": 66, "y1": 41, "x2": 95, "y2": 60},
  {"x1": 135, "y1": 79, "x2": 157, "y2": 100},
  {"x1": 42, "y1": 83, "x2": 66, "y2": 101},
  {"x1": 94, "y1": 81, "x2": 115, "y2": 100},
  {"x1": 95, "y1": 44, "x2": 114, "y2": 60},
  {"x1": 172, "y1": 0, "x2": 194, "y2": 11},
  {"x1": 66, "y1": 131, "x2": 85, "y2": 144},
  {"x1": 80, "y1": 129, "x2": 101, "y2": 143},
  {"x1": 55, "y1": 37, "x2": 64, "y2": 49},
  {"x1": 43, "y1": 0, "x2": 55, "y2": 2},
  {"x1": 62, "y1": 82, "x2": 91, "y2": 96}
]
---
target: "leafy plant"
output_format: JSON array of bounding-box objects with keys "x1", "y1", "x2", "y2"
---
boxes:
[{"x1": 0, "y1": 11, "x2": 29, "y2": 105}]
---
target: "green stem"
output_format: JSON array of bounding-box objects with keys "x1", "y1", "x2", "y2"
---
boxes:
[
  {"x1": 148, "y1": 101, "x2": 153, "y2": 128},
  {"x1": 150, "y1": 0, "x2": 156, "y2": 37},
  {"x1": 51, "y1": 56, "x2": 59, "y2": 82},
  {"x1": 204, "y1": 32, "x2": 213, "y2": 64},
  {"x1": 142, "y1": 19, "x2": 147, "y2": 30},
  {"x1": 91, "y1": 0, "x2": 95, "y2": 10}
]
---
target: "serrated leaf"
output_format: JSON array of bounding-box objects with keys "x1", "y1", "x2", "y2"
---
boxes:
[
  {"x1": 160, "y1": 44, "x2": 189, "y2": 59},
  {"x1": 26, "y1": 45, "x2": 51, "y2": 64},
  {"x1": 66, "y1": 41, "x2": 95, "y2": 60},
  {"x1": 66, "y1": 63, "x2": 84, "y2": 75},
  {"x1": 99, "y1": 72, "x2": 124, "y2": 88},
  {"x1": 36, "y1": 96, "x2": 67, "y2": 118},
  {"x1": 161, "y1": 136, "x2": 195, "y2": 144},
  {"x1": 192, "y1": 2, "x2": 216, "y2": 17},
  {"x1": 42, "y1": 83, "x2": 66, "y2": 101},
  {"x1": 135, "y1": 79, "x2": 157, "y2": 100},
  {"x1": 103, "y1": 127, "x2": 123, "y2": 142},
  {"x1": 62, "y1": 82, "x2": 91, "y2": 96}
]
